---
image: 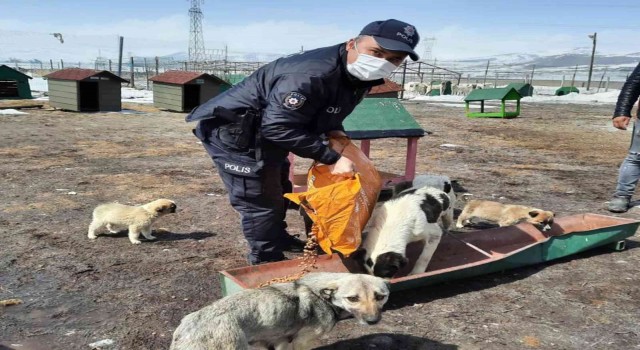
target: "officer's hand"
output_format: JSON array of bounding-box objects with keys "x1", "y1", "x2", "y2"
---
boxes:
[
  {"x1": 329, "y1": 156, "x2": 356, "y2": 176},
  {"x1": 613, "y1": 116, "x2": 631, "y2": 130}
]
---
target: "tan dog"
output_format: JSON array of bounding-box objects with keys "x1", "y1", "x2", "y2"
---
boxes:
[
  {"x1": 88, "y1": 199, "x2": 176, "y2": 244},
  {"x1": 456, "y1": 200, "x2": 554, "y2": 231}
]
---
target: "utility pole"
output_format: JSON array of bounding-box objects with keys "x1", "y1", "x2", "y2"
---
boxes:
[
  {"x1": 483, "y1": 60, "x2": 490, "y2": 86},
  {"x1": 117, "y1": 36, "x2": 124, "y2": 77},
  {"x1": 597, "y1": 67, "x2": 608, "y2": 92},
  {"x1": 587, "y1": 32, "x2": 597, "y2": 91},
  {"x1": 144, "y1": 57, "x2": 149, "y2": 89},
  {"x1": 570, "y1": 64, "x2": 578, "y2": 88},
  {"x1": 130, "y1": 56, "x2": 135, "y2": 88},
  {"x1": 400, "y1": 61, "x2": 407, "y2": 99},
  {"x1": 529, "y1": 65, "x2": 536, "y2": 85}
]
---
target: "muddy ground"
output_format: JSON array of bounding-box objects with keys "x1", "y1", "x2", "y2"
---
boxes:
[{"x1": 0, "y1": 99, "x2": 639, "y2": 350}]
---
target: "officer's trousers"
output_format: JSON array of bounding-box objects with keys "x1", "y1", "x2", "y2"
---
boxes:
[
  {"x1": 614, "y1": 121, "x2": 640, "y2": 198},
  {"x1": 201, "y1": 137, "x2": 293, "y2": 263}
]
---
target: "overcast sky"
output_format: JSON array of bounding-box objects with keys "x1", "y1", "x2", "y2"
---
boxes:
[{"x1": 1, "y1": 0, "x2": 639, "y2": 61}]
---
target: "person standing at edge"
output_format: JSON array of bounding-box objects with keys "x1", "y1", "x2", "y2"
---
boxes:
[
  {"x1": 608, "y1": 62, "x2": 640, "y2": 213},
  {"x1": 187, "y1": 19, "x2": 421, "y2": 265}
]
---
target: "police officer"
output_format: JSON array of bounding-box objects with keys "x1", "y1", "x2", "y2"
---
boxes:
[
  {"x1": 188, "y1": 19, "x2": 421, "y2": 265},
  {"x1": 608, "y1": 61, "x2": 640, "y2": 213}
]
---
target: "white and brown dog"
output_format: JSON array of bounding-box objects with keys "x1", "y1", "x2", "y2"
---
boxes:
[
  {"x1": 88, "y1": 199, "x2": 177, "y2": 244},
  {"x1": 354, "y1": 186, "x2": 450, "y2": 278},
  {"x1": 456, "y1": 200, "x2": 555, "y2": 231}
]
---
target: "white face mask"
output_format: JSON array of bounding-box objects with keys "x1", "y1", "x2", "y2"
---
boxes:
[{"x1": 347, "y1": 41, "x2": 399, "y2": 81}]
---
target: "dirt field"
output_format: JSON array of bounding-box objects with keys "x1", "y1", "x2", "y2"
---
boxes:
[{"x1": 1, "y1": 99, "x2": 639, "y2": 350}]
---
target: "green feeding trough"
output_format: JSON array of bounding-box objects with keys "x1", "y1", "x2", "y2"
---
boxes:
[
  {"x1": 218, "y1": 214, "x2": 640, "y2": 296},
  {"x1": 0, "y1": 65, "x2": 33, "y2": 99},
  {"x1": 288, "y1": 98, "x2": 426, "y2": 191},
  {"x1": 506, "y1": 82, "x2": 534, "y2": 97},
  {"x1": 556, "y1": 86, "x2": 580, "y2": 96},
  {"x1": 464, "y1": 87, "x2": 522, "y2": 118}
]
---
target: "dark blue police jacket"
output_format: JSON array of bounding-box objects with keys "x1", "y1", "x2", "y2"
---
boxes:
[{"x1": 186, "y1": 43, "x2": 384, "y2": 165}]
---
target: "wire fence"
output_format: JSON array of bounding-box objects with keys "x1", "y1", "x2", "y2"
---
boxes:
[{"x1": 4, "y1": 54, "x2": 636, "y2": 92}]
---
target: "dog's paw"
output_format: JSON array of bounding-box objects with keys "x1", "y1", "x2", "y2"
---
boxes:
[
  {"x1": 146, "y1": 235, "x2": 157, "y2": 241},
  {"x1": 130, "y1": 240, "x2": 142, "y2": 245},
  {"x1": 88, "y1": 234, "x2": 98, "y2": 240}
]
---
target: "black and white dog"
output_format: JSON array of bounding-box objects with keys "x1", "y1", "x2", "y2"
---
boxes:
[
  {"x1": 354, "y1": 185, "x2": 451, "y2": 278},
  {"x1": 392, "y1": 174, "x2": 457, "y2": 230}
]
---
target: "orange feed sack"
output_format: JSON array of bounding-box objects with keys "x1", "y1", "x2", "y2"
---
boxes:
[{"x1": 284, "y1": 137, "x2": 382, "y2": 256}]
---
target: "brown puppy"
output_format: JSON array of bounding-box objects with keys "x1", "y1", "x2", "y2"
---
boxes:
[
  {"x1": 456, "y1": 200, "x2": 554, "y2": 231},
  {"x1": 88, "y1": 199, "x2": 177, "y2": 244}
]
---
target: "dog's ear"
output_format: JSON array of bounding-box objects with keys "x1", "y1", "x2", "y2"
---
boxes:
[
  {"x1": 399, "y1": 255, "x2": 409, "y2": 268},
  {"x1": 320, "y1": 285, "x2": 338, "y2": 300},
  {"x1": 528, "y1": 210, "x2": 540, "y2": 218},
  {"x1": 443, "y1": 181, "x2": 452, "y2": 194}
]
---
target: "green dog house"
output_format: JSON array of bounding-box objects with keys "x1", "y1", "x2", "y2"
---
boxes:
[
  {"x1": 288, "y1": 98, "x2": 426, "y2": 191},
  {"x1": 464, "y1": 87, "x2": 522, "y2": 118},
  {"x1": 555, "y1": 86, "x2": 580, "y2": 96},
  {"x1": 506, "y1": 82, "x2": 533, "y2": 97},
  {"x1": 0, "y1": 65, "x2": 33, "y2": 99}
]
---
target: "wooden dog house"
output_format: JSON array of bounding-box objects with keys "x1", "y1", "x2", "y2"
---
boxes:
[
  {"x1": 149, "y1": 70, "x2": 230, "y2": 112},
  {"x1": 44, "y1": 69, "x2": 129, "y2": 112},
  {"x1": 288, "y1": 98, "x2": 426, "y2": 192},
  {"x1": 367, "y1": 79, "x2": 403, "y2": 98},
  {"x1": 0, "y1": 65, "x2": 33, "y2": 99}
]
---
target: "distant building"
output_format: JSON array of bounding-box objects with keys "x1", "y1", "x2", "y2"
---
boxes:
[
  {"x1": 149, "y1": 71, "x2": 230, "y2": 112},
  {"x1": 44, "y1": 68, "x2": 128, "y2": 112}
]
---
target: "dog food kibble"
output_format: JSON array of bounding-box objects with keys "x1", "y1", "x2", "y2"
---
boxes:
[{"x1": 259, "y1": 229, "x2": 319, "y2": 287}]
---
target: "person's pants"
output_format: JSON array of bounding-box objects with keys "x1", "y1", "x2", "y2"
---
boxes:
[
  {"x1": 614, "y1": 122, "x2": 640, "y2": 198},
  {"x1": 201, "y1": 137, "x2": 293, "y2": 263}
]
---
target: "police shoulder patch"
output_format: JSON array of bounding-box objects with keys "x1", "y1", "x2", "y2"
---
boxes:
[{"x1": 283, "y1": 92, "x2": 307, "y2": 110}]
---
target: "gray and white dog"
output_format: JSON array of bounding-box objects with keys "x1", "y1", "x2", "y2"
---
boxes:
[{"x1": 170, "y1": 272, "x2": 390, "y2": 350}]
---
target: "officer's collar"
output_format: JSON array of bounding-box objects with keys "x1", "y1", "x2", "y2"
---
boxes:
[{"x1": 339, "y1": 43, "x2": 385, "y2": 88}]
